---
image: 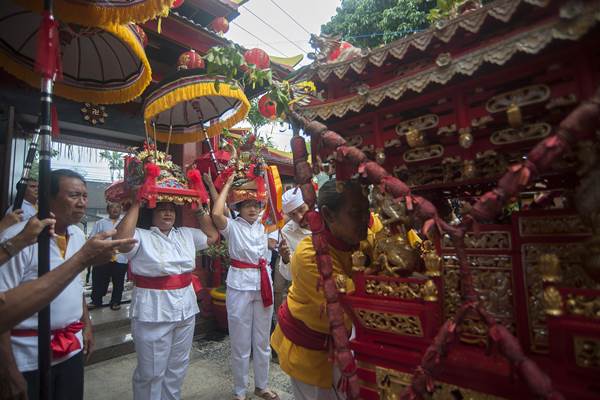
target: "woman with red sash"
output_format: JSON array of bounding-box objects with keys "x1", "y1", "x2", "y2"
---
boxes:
[
  {"x1": 115, "y1": 199, "x2": 218, "y2": 400},
  {"x1": 212, "y1": 174, "x2": 280, "y2": 400},
  {"x1": 271, "y1": 179, "x2": 378, "y2": 400}
]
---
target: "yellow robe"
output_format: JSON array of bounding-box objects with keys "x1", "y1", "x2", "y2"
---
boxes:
[{"x1": 271, "y1": 214, "x2": 383, "y2": 388}]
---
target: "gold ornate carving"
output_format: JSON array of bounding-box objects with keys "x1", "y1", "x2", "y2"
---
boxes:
[
  {"x1": 405, "y1": 128, "x2": 425, "y2": 148},
  {"x1": 395, "y1": 114, "x2": 439, "y2": 136},
  {"x1": 437, "y1": 124, "x2": 457, "y2": 136},
  {"x1": 421, "y1": 240, "x2": 442, "y2": 277},
  {"x1": 442, "y1": 231, "x2": 511, "y2": 250},
  {"x1": 574, "y1": 337, "x2": 600, "y2": 369},
  {"x1": 538, "y1": 253, "x2": 561, "y2": 283},
  {"x1": 443, "y1": 255, "x2": 515, "y2": 344},
  {"x1": 335, "y1": 274, "x2": 348, "y2": 293},
  {"x1": 543, "y1": 286, "x2": 564, "y2": 316},
  {"x1": 490, "y1": 123, "x2": 551, "y2": 145},
  {"x1": 546, "y1": 93, "x2": 578, "y2": 110},
  {"x1": 471, "y1": 115, "x2": 494, "y2": 128},
  {"x1": 365, "y1": 279, "x2": 434, "y2": 301},
  {"x1": 519, "y1": 215, "x2": 591, "y2": 236},
  {"x1": 403, "y1": 144, "x2": 444, "y2": 162},
  {"x1": 384, "y1": 138, "x2": 403, "y2": 148},
  {"x1": 422, "y1": 280, "x2": 438, "y2": 302},
  {"x1": 506, "y1": 103, "x2": 522, "y2": 128},
  {"x1": 375, "y1": 365, "x2": 507, "y2": 400},
  {"x1": 523, "y1": 243, "x2": 593, "y2": 352},
  {"x1": 485, "y1": 84, "x2": 551, "y2": 113},
  {"x1": 346, "y1": 135, "x2": 363, "y2": 147},
  {"x1": 566, "y1": 294, "x2": 600, "y2": 319},
  {"x1": 351, "y1": 250, "x2": 367, "y2": 273},
  {"x1": 354, "y1": 309, "x2": 424, "y2": 337},
  {"x1": 370, "y1": 230, "x2": 420, "y2": 276}
]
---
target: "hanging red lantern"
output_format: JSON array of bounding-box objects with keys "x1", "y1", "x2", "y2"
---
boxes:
[
  {"x1": 132, "y1": 25, "x2": 148, "y2": 48},
  {"x1": 210, "y1": 17, "x2": 229, "y2": 34},
  {"x1": 177, "y1": 49, "x2": 204, "y2": 70},
  {"x1": 244, "y1": 48, "x2": 270, "y2": 70},
  {"x1": 258, "y1": 95, "x2": 277, "y2": 120},
  {"x1": 171, "y1": 0, "x2": 184, "y2": 8}
]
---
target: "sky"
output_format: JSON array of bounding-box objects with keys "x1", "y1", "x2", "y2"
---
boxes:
[{"x1": 226, "y1": 0, "x2": 343, "y2": 152}]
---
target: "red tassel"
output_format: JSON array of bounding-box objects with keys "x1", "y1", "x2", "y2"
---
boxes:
[
  {"x1": 186, "y1": 169, "x2": 209, "y2": 205},
  {"x1": 138, "y1": 163, "x2": 160, "y2": 208},
  {"x1": 35, "y1": 12, "x2": 62, "y2": 80},
  {"x1": 51, "y1": 104, "x2": 60, "y2": 138}
]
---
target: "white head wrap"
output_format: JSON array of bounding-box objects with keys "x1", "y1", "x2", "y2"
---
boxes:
[{"x1": 282, "y1": 188, "x2": 305, "y2": 214}]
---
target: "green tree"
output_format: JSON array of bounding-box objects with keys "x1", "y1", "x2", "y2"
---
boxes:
[
  {"x1": 320, "y1": 0, "x2": 435, "y2": 48},
  {"x1": 99, "y1": 150, "x2": 124, "y2": 181}
]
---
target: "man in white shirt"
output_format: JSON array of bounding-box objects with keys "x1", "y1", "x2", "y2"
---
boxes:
[
  {"x1": 0, "y1": 169, "x2": 94, "y2": 400},
  {"x1": 88, "y1": 202, "x2": 128, "y2": 310},
  {"x1": 6, "y1": 179, "x2": 39, "y2": 221},
  {"x1": 273, "y1": 187, "x2": 311, "y2": 312}
]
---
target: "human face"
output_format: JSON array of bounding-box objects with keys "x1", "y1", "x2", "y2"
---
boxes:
[
  {"x1": 107, "y1": 203, "x2": 122, "y2": 219},
  {"x1": 152, "y1": 202, "x2": 176, "y2": 233},
  {"x1": 50, "y1": 177, "x2": 88, "y2": 228},
  {"x1": 288, "y1": 203, "x2": 309, "y2": 229},
  {"x1": 322, "y1": 186, "x2": 370, "y2": 246},
  {"x1": 25, "y1": 180, "x2": 38, "y2": 203},
  {"x1": 239, "y1": 200, "x2": 262, "y2": 224}
]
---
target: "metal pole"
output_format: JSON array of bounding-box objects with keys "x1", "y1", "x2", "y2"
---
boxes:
[
  {"x1": 38, "y1": 0, "x2": 55, "y2": 396},
  {"x1": 13, "y1": 132, "x2": 40, "y2": 210}
]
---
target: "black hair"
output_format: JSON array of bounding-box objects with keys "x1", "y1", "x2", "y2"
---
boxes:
[
  {"x1": 317, "y1": 179, "x2": 364, "y2": 214},
  {"x1": 137, "y1": 202, "x2": 181, "y2": 230},
  {"x1": 50, "y1": 169, "x2": 86, "y2": 198}
]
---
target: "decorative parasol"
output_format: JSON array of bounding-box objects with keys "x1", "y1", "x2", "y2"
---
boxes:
[
  {"x1": 143, "y1": 69, "x2": 250, "y2": 145},
  {"x1": 15, "y1": 0, "x2": 172, "y2": 27},
  {"x1": 0, "y1": 2, "x2": 152, "y2": 105}
]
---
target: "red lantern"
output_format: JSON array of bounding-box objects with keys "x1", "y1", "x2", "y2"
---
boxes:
[
  {"x1": 171, "y1": 0, "x2": 184, "y2": 8},
  {"x1": 210, "y1": 17, "x2": 229, "y2": 34},
  {"x1": 132, "y1": 25, "x2": 148, "y2": 48},
  {"x1": 177, "y1": 49, "x2": 204, "y2": 70},
  {"x1": 258, "y1": 95, "x2": 277, "y2": 120},
  {"x1": 244, "y1": 48, "x2": 270, "y2": 70}
]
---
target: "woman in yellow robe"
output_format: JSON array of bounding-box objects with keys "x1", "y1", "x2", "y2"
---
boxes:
[{"x1": 271, "y1": 179, "x2": 381, "y2": 400}]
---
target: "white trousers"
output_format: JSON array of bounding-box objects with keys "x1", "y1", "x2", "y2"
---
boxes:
[
  {"x1": 290, "y1": 367, "x2": 344, "y2": 400},
  {"x1": 131, "y1": 316, "x2": 195, "y2": 400},
  {"x1": 226, "y1": 288, "x2": 274, "y2": 397}
]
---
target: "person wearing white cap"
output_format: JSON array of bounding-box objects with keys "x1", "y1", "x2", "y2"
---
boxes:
[{"x1": 274, "y1": 188, "x2": 311, "y2": 312}]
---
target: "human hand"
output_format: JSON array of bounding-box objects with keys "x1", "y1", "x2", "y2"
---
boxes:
[
  {"x1": 280, "y1": 239, "x2": 291, "y2": 264},
  {"x1": 82, "y1": 323, "x2": 94, "y2": 362},
  {"x1": 0, "y1": 210, "x2": 23, "y2": 231},
  {"x1": 0, "y1": 363, "x2": 27, "y2": 400},
  {"x1": 17, "y1": 215, "x2": 56, "y2": 245},
  {"x1": 78, "y1": 230, "x2": 137, "y2": 266}
]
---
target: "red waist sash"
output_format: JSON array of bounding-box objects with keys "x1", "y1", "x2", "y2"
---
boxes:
[
  {"x1": 277, "y1": 300, "x2": 331, "y2": 351},
  {"x1": 11, "y1": 321, "x2": 85, "y2": 359},
  {"x1": 230, "y1": 258, "x2": 273, "y2": 307},
  {"x1": 131, "y1": 272, "x2": 193, "y2": 290}
]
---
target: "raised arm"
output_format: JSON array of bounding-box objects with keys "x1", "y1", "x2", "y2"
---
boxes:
[
  {"x1": 113, "y1": 199, "x2": 141, "y2": 253},
  {"x1": 203, "y1": 172, "x2": 231, "y2": 218},
  {"x1": 195, "y1": 210, "x2": 219, "y2": 245},
  {"x1": 211, "y1": 174, "x2": 234, "y2": 231},
  {"x1": 0, "y1": 230, "x2": 137, "y2": 334}
]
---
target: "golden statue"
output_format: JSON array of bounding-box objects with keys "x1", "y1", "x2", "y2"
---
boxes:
[
  {"x1": 543, "y1": 286, "x2": 564, "y2": 317},
  {"x1": 421, "y1": 240, "x2": 442, "y2": 277},
  {"x1": 371, "y1": 228, "x2": 419, "y2": 277}
]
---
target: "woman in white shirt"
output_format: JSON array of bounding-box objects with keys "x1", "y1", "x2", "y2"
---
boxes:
[{"x1": 115, "y1": 199, "x2": 218, "y2": 400}]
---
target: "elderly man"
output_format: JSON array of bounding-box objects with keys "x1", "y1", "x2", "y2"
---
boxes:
[
  {"x1": 273, "y1": 188, "x2": 311, "y2": 312},
  {"x1": 0, "y1": 169, "x2": 96, "y2": 400},
  {"x1": 89, "y1": 202, "x2": 128, "y2": 311}
]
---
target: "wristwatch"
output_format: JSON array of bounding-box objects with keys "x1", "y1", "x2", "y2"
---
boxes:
[{"x1": 0, "y1": 239, "x2": 18, "y2": 257}]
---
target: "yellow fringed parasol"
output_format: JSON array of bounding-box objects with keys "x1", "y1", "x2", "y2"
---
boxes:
[
  {"x1": 143, "y1": 70, "x2": 250, "y2": 145},
  {"x1": 0, "y1": 2, "x2": 152, "y2": 104},
  {"x1": 15, "y1": 0, "x2": 172, "y2": 27}
]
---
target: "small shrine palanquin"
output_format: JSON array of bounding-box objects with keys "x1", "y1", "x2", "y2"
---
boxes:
[{"x1": 296, "y1": 1, "x2": 600, "y2": 399}]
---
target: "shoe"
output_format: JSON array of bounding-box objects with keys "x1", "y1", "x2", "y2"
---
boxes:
[
  {"x1": 233, "y1": 395, "x2": 246, "y2": 400},
  {"x1": 254, "y1": 388, "x2": 279, "y2": 400},
  {"x1": 110, "y1": 303, "x2": 121, "y2": 310}
]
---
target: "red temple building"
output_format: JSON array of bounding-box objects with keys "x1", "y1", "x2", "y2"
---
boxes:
[{"x1": 296, "y1": 0, "x2": 600, "y2": 398}]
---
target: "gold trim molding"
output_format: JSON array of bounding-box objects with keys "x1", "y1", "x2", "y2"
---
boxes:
[
  {"x1": 574, "y1": 336, "x2": 600, "y2": 369},
  {"x1": 354, "y1": 308, "x2": 424, "y2": 337}
]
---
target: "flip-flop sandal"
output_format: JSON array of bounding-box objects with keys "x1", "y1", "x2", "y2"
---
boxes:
[{"x1": 254, "y1": 388, "x2": 279, "y2": 400}]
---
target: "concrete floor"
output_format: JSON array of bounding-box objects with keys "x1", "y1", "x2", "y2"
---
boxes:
[{"x1": 84, "y1": 333, "x2": 294, "y2": 400}]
